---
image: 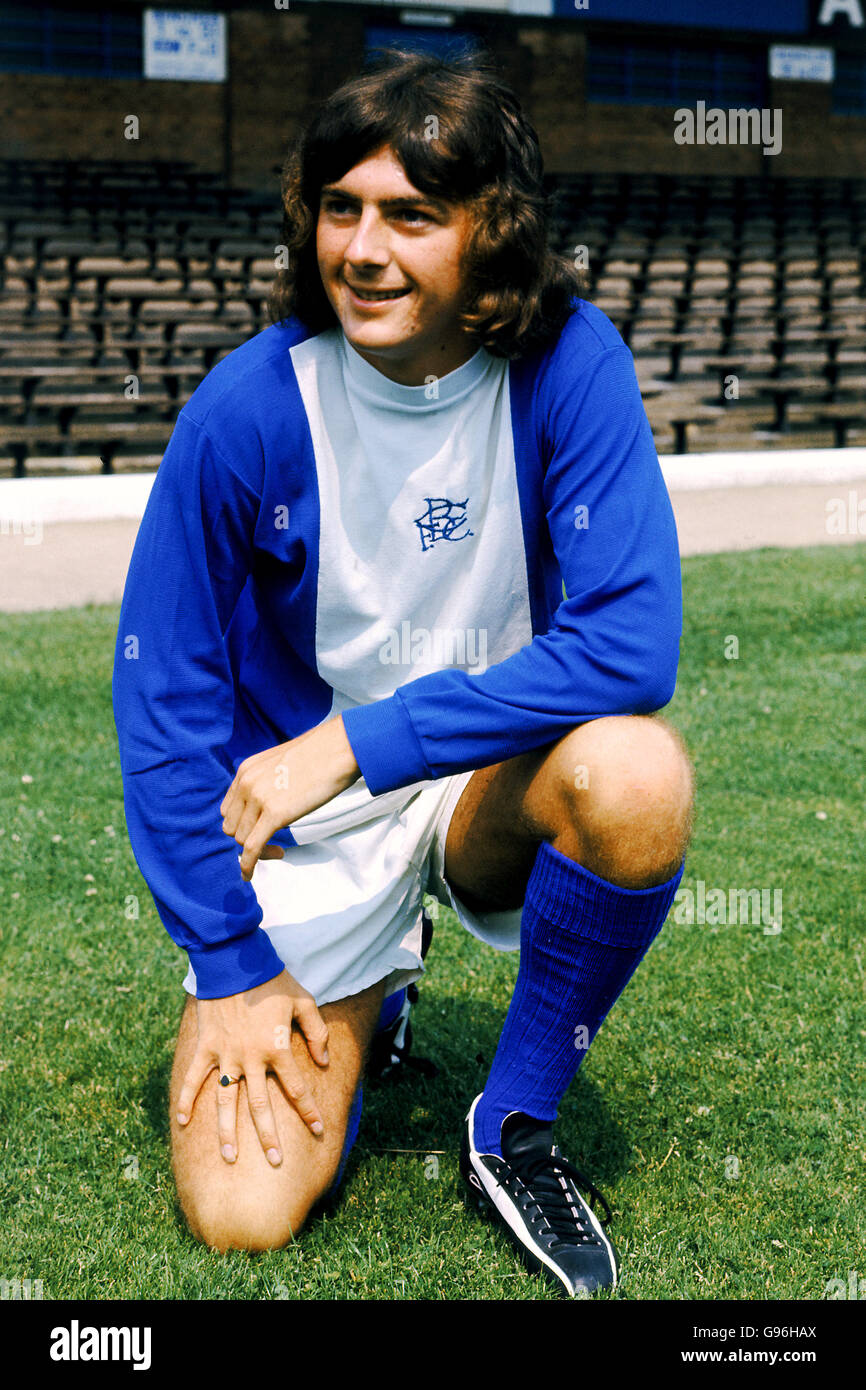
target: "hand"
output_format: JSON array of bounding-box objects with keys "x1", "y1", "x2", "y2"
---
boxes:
[
  {"x1": 175, "y1": 970, "x2": 330, "y2": 1164},
  {"x1": 221, "y1": 715, "x2": 361, "y2": 881}
]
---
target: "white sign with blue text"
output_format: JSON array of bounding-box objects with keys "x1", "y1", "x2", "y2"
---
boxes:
[
  {"x1": 769, "y1": 44, "x2": 835, "y2": 81},
  {"x1": 144, "y1": 10, "x2": 227, "y2": 82}
]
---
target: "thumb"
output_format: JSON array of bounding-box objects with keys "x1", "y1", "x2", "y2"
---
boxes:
[{"x1": 294, "y1": 994, "x2": 330, "y2": 1067}]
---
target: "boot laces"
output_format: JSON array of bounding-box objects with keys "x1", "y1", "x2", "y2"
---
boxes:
[{"x1": 499, "y1": 1146, "x2": 612, "y2": 1250}]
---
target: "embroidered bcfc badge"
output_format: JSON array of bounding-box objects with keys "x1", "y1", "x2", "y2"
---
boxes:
[{"x1": 414, "y1": 496, "x2": 474, "y2": 552}]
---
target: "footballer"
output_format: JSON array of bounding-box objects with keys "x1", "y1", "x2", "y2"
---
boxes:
[{"x1": 112, "y1": 45, "x2": 694, "y2": 1298}]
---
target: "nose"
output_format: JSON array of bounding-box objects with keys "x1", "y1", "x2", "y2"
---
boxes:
[{"x1": 344, "y1": 208, "x2": 390, "y2": 268}]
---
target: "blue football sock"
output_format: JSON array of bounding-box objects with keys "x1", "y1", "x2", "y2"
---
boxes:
[
  {"x1": 472, "y1": 838, "x2": 685, "y2": 1156},
  {"x1": 330, "y1": 1080, "x2": 364, "y2": 1193},
  {"x1": 376, "y1": 986, "x2": 406, "y2": 1033},
  {"x1": 328, "y1": 986, "x2": 408, "y2": 1195}
]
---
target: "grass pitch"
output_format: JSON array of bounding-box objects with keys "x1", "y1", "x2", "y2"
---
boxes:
[{"x1": 0, "y1": 542, "x2": 863, "y2": 1300}]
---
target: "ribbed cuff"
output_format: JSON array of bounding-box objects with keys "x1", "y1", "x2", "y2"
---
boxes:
[
  {"x1": 186, "y1": 927, "x2": 286, "y2": 999},
  {"x1": 525, "y1": 839, "x2": 685, "y2": 949},
  {"x1": 341, "y1": 690, "x2": 430, "y2": 795}
]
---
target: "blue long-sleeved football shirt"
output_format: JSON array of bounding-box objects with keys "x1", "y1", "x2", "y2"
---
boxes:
[{"x1": 112, "y1": 299, "x2": 683, "y2": 998}]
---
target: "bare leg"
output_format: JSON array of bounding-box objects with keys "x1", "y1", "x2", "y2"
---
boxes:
[
  {"x1": 444, "y1": 713, "x2": 694, "y2": 909},
  {"x1": 169, "y1": 975, "x2": 387, "y2": 1252}
]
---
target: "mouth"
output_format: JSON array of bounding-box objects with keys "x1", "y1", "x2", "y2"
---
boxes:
[{"x1": 344, "y1": 281, "x2": 412, "y2": 305}]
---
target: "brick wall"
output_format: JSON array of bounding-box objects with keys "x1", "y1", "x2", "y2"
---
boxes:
[
  {"x1": 0, "y1": 73, "x2": 226, "y2": 172},
  {"x1": 1, "y1": 10, "x2": 864, "y2": 187},
  {"x1": 508, "y1": 27, "x2": 866, "y2": 179},
  {"x1": 228, "y1": 7, "x2": 377, "y2": 189}
]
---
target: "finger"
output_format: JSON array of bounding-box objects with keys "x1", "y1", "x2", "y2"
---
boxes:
[
  {"x1": 175, "y1": 1049, "x2": 217, "y2": 1126},
  {"x1": 215, "y1": 1067, "x2": 241, "y2": 1162},
  {"x1": 221, "y1": 757, "x2": 264, "y2": 834},
  {"x1": 221, "y1": 754, "x2": 256, "y2": 815},
  {"x1": 219, "y1": 774, "x2": 243, "y2": 827},
  {"x1": 270, "y1": 1056, "x2": 325, "y2": 1137},
  {"x1": 293, "y1": 993, "x2": 330, "y2": 1067},
  {"x1": 239, "y1": 816, "x2": 278, "y2": 882},
  {"x1": 226, "y1": 795, "x2": 260, "y2": 849},
  {"x1": 259, "y1": 843, "x2": 285, "y2": 863},
  {"x1": 245, "y1": 1067, "x2": 287, "y2": 1165}
]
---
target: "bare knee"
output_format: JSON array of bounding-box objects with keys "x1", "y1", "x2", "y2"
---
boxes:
[
  {"x1": 171, "y1": 1120, "x2": 340, "y2": 1253},
  {"x1": 550, "y1": 714, "x2": 694, "y2": 886},
  {"x1": 180, "y1": 1181, "x2": 318, "y2": 1254},
  {"x1": 168, "y1": 980, "x2": 384, "y2": 1254}
]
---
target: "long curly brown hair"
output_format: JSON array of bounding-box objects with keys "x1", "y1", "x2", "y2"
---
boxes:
[{"x1": 267, "y1": 44, "x2": 590, "y2": 359}]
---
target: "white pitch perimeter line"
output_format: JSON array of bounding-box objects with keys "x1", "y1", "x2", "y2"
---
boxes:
[{"x1": 1, "y1": 448, "x2": 866, "y2": 524}]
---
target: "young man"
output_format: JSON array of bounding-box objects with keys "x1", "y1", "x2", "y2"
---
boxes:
[{"x1": 112, "y1": 46, "x2": 693, "y2": 1298}]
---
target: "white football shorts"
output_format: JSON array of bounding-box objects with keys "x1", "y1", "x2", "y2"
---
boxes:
[{"x1": 181, "y1": 770, "x2": 524, "y2": 1004}]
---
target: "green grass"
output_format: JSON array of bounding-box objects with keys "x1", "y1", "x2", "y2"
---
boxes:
[{"x1": 0, "y1": 543, "x2": 864, "y2": 1300}]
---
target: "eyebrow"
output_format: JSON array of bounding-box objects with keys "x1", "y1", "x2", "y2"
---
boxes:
[{"x1": 320, "y1": 186, "x2": 452, "y2": 214}]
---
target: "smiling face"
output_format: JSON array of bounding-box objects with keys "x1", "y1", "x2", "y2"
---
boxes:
[{"x1": 316, "y1": 144, "x2": 478, "y2": 387}]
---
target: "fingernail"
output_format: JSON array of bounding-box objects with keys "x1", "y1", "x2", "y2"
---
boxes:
[
  {"x1": 221, "y1": 1144, "x2": 236, "y2": 1162},
  {"x1": 267, "y1": 1147, "x2": 281, "y2": 1165},
  {"x1": 176, "y1": 1112, "x2": 188, "y2": 1125},
  {"x1": 322, "y1": 1050, "x2": 330, "y2": 1064},
  {"x1": 311, "y1": 1120, "x2": 323, "y2": 1135}
]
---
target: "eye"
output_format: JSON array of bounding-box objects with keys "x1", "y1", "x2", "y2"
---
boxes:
[{"x1": 322, "y1": 197, "x2": 431, "y2": 223}]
